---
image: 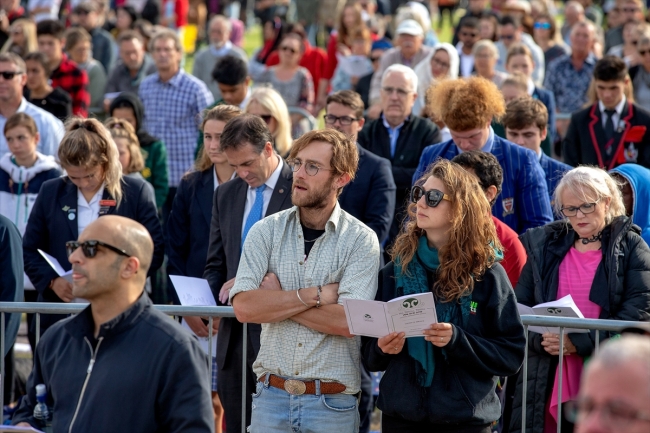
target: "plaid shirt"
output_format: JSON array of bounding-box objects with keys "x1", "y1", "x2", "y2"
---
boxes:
[
  {"x1": 51, "y1": 55, "x2": 90, "y2": 118},
  {"x1": 139, "y1": 70, "x2": 214, "y2": 187},
  {"x1": 230, "y1": 204, "x2": 380, "y2": 393}
]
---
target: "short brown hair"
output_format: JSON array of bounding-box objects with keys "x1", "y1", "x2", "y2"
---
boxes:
[
  {"x1": 104, "y1": 117, "x2": 144, "y2": 174},
  {"x1": 501, "y1": 71, "x2": 529, "y2": 92},
  {"x1": 64, "y1": 27, "x2": 91, "y2": 52},
  {"x1": 288, "y1": 129, "x2": 359, "y2": 189},
  {"x1": 502, "y1": 98, "x2": 548, "y2": 132},
  {"x1": 220, "y1": 114, "x2": 273, "y2": 153},
  {"x1": 24, "y1": 52, "x2": 51, "y2": 75},
  {"x1": 117, "y1": 30, "x2": 144, "y2": 45},
  {"x1": 149, "y1": 29, "x2": 183, "y2": 54},
  {"x1": 196, "y1": 105, "x2": 243, "y2": 171},
  {"x1": 4, "y1": 112, "x2": 38, "y2": 136},
  {"x1": 427, "y1": 77, "x2": 505, "y2": 131},
  {"x1": 506, "y1": 43, "x2": 533, "y2": 66},
  {"x1": 326, "y1": 90, "x2": 365, "y2": 119}
]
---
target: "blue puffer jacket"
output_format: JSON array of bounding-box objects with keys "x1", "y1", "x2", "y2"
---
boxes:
[{"x1": 610, "y1": 163, "x2": 650, "y2": 246}]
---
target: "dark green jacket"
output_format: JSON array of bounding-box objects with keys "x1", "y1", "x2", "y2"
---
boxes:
[{"x1": 141, "y1": 140, "x2": 169, "y2": 209}]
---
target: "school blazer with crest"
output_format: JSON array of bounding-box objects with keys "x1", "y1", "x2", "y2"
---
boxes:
[
  {"x1": 23, "y1": 176, "x2": 165, "y2": 302},
  {"x1": 563, "y1": 101, "x2": 650, "y2": 170}
]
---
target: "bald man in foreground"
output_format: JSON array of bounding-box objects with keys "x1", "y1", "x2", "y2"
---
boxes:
[{"x1": 13, "y1": 216, "x2": 214, "y2": 433}]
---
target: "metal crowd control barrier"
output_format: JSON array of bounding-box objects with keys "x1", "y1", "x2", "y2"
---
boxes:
[
  {"x1": 0, "y1": 303, "x2": 247, "y2": 432},
  {"x1": 0, "y1": 303, "x2": 643, "y2": 433},
  {"x1": 287, "y1": 106, "x2": 317, "y2": 132},
  {"x1": 518, "y1": 315, "x2": 641, "y2": 433}
]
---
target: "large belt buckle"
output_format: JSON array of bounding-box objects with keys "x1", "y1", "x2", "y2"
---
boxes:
[{"x1": 284, "y1": 379, "x2": 307, "y2": 395}]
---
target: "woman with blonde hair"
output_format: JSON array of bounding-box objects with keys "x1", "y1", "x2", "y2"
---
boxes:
[
  {"x1": 511, "y1": 166, "x2": 650, "y2": 433},
  {"x1": 166, "y1": 105, "x2": 241, "y2": 433},
  {"x1": 105, "y1": 118, "x2": 146, "y2": 178},
  {"x1": 22, "y1": 118, "x2": 164, "y2": 344},
  {"x1": 245, "y1": 87, "x2": 293, "y2": 158},
  {"x1": 1, "y1": 19, "x2": 37, "y2": 57},
  {"x1": 362, "y1": 158, "x2": 525, "y2": 432}
]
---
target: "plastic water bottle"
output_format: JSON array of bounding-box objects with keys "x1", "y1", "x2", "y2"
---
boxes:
[{"x1": 33, "y1": 384, "x2": 52, "y2": 433}]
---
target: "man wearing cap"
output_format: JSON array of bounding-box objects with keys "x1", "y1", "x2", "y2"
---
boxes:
[{"x1": 367, "y1": 19, "x2": 433, "y2": 119}]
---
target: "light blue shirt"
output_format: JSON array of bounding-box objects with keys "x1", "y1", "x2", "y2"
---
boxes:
[{"x1": 382, "y1": 114, "x2": 406, "y2": 158}]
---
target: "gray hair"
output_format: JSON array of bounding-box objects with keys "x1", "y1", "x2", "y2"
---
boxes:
[
  {"x1": 473, "y1": 39, "x2": 499, "y2": 59},
  {"x1": 0, "y1": 52, "x2": 25, "y2": 73},
  {"x1": 586, "y1": 335, "x2": 650, "y2": 385},
  {"x1": 382, "y1": 64, "x2": 418, "y2": 93},
  {"x1": 553, "y1": 166, "x2": 626, "y2": 223},
  {"x1": 209, "y1": 15, "x2": 232, "y2": 33}
]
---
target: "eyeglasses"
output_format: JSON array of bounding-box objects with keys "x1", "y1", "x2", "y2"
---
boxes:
[
  {"x1": 258, "y1": 114, "x2": 273, "y2": 124},
  {"x1": 381, "y1": 86, "x2": 411, "y2": 97},
  {"x1": 369, "y1": 56, "x2": 382, "y2": 62},
  {"x1": 534, "y1": 22, "x2": 551, "y2": 30},
  {"x1": 66, "y1": 240, "x2": 132, "y2": 259},
  {"x1": 288, "y1": 159, "x2": 332, "y2": 176},
  {"x1": 324, "y1": 114, "x2": 359, "y2": 125},
  {"x1": 410, "y1": 185, "x2": 452, "y2": 207},
  {"x1": 280, "y1": 46, "x2": 297, "y2": 54},
  {"x1": 0, "y1": 71, "x2": 22, "y2": 80},
  {"x1": 560, "y1": 202, "x2": 598, "y2": 217},
  {"x1": 564, "y1": 399, "x2": 650, "y2": 427}
]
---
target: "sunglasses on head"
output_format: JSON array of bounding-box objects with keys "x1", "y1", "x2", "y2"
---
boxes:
[
  {"x1": 534, "y1": 22, "x2": 551, "y2": 30},
  {"x1": 66, "y1": 240, "x2": 131, "y2": 259},
  {"x1": 410, "y1": 185, "x2": 452, "y2": 207},
  {"x1": 0, "y1": 71, "x2": 22, "y2": 80}
]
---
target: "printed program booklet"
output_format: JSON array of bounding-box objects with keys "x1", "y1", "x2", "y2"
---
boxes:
[
  {"x1": 343, "y1": 293, "x2": 438, "y2": 338},
  {"x1": 517, "y1": 294, "x2": 589, "y2": 334}
]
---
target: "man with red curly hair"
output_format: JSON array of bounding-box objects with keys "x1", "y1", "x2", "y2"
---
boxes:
[{"x1": 413, "y1": 77, "x2": 553, "y2": 234}]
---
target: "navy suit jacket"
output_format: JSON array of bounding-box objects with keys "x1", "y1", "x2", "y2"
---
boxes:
[
  {"x1": 539, "y1": 153, "x2": 571, "y2": 215},
  {"x1": 414, "y1": 135, "x2": 553, "y2": 234},
  {"x1": 203, "y1": 162, "x2": 293, "y2": 368},
  {"x1": 166, "y1": 169, "x2": 215, "y2": 280},
  {"x1": 338, "y1": 144, "x2": 395, "y2": 245},
  {"x1": 23, "y1": 176, "x2": 164, "y2": 300},
  {"x1": 533, "y1": 86, "x2": 557, "y2": 144}
]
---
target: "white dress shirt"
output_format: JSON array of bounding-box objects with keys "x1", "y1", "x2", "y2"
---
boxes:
[
  {"x1": 241, "y1": 156, "x2": 283, "y2": 237},
  {"x1": 77, "y1": 186, "x2": 104, "y2": 236},
  {"x1": 213, "y1": 168, "x2": 237, "y2": 191}
]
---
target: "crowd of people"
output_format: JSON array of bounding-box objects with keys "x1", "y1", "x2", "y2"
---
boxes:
[{"x1": 0, "y1": 0, "x2": 650, "y2": 433}]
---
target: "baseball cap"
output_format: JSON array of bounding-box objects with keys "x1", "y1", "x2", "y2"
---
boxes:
[{"x1": 396, "y1": 19, "x2": 424, "y2": 37}]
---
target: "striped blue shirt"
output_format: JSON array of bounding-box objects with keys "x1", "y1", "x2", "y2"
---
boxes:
[{"x1": 139, "y1": 70, "x2": 214, "y2": 187}]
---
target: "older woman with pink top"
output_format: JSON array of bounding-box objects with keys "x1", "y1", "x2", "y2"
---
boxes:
[{"x1": 510, "y1": 166, "x2": 650, "y2": 433}]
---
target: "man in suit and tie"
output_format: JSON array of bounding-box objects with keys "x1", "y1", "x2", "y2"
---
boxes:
[
  {"x1": 203, "y1": 114, "x2": 293, "y2": 433},
  {"x1": 357, "y1": 64, "x2": 441, "y2": 250},
  {"x1": 563, "y1": 56, "x2": 650, "y2": 170}
]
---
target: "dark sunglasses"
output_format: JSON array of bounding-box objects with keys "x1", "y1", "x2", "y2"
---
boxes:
[
  {"x1": 66, "y1": 240, "x2": 131, "y2": 259},
  {"x1": 639, "y1": 49, "x2": 650, "y2": 56},
  {"x1": 0, "y1": 71, "x2": 22, "y2": 80},
  {"x1": 280, "y1": 46, "x2": 297, "y2": 54},
  {"x1": 534, "y1": 22, "x2": 551, "y2": 30},
  {"x1": 369, "y1": 56, "x2": 381, "y2": 62},
  {"x1": 410, "y1": 186, "x2": 452, "y2": 207}
]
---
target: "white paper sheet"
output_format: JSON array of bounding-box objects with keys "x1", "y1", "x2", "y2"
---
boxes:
[
  {"x1": 38, "y1": 249, "x2": 73, "y2": 283},
  {"x1": 518, "y1": 295, "x2": 589, "y2": 334},
  {"x1": 343, "y1": 292, "x2": 438, "y2": 338},
  {"x1": 169, "y1": 275, "x2": 218, "y2": 356}
]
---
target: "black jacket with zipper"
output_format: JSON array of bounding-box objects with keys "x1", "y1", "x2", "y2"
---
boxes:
[
  {"x1": 361, "y1": 261, "x2": 525, "y2": 427},
  {"x1": 12, "y1": 293, "x2": 214, "y2": 433},
  {"x1": 509, "y1": 216, "x2": 650, "y2": 433}
]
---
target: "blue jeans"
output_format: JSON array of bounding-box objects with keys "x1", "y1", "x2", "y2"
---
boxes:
[{"x1": 249, "y1": 375, "x2": 359, "y2": 433}]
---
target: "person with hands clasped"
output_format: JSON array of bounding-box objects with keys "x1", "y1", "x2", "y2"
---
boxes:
[{"x1": 362, "y1": 159, "x2": 526, "y2": 433}]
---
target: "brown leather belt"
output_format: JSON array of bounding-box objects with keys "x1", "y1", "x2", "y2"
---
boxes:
[{"x1": 260, "y1": 374, "x2": 346, "y2": 395}]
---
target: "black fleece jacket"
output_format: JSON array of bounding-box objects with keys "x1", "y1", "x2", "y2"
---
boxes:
[{"x1": 361, "y1": 262, "x2": 525, "y2": 427}]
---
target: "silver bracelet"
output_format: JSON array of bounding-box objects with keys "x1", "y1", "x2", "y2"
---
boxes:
[{"x1": 296, "y1": 288, "x2": 309, "y2": 307}]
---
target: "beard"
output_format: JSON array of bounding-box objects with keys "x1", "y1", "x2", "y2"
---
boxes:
[{"x1": 291, "y1": 176, "x2": 334, "y2": 209}]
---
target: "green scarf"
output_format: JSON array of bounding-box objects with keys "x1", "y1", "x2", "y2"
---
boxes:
[{"x1": 394, "y1": 236, "x2": 471, "y2": 387}]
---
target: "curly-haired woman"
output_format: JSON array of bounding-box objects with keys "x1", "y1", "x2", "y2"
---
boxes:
[{"x1": 361, "y1": 159, "x2": 526, "y2": 433}]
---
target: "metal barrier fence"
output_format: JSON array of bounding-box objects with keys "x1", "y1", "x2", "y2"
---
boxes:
[{"x1": 0, "y1": 303, "x2": 643, "y2": 433}]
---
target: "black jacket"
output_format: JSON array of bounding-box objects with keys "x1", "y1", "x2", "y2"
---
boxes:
[
  {"x1": 12, "y1": 293, "x2": 213, "y2": 432},
  {"x1": 510, "y1": 216, "x2": 650, "y2": 433},
  {"x1": 563, "y1": 101, "x2": 650, "y2": 170},
  {"x1": 357, "y1": 115, "x2": 441, "y2": 241},
  {"x1": 361, "y1": 262, "x2": 525, "y2": 426}
]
